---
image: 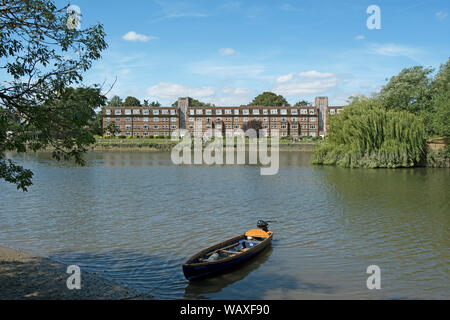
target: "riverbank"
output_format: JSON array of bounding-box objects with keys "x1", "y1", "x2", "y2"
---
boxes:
[
  {"x1": 91, "y1": 138, "x2": 320, "y2": 152},
  {"x1": 0, "y1": 246, "x2": 151, "y2": 300}
]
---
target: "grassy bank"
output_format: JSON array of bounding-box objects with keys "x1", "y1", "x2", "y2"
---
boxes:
[{"x1": 92, "y1": 137, "x2": 322, "y2": 152}]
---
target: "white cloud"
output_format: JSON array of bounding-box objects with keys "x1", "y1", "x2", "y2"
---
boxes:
[
  {"x1": 367, "y1": 43, "x2": 423, "y2": 60},
  {"x1": 436, "y1": 11, "x2": 448, "y2": 20},
  {"x1": 354, "y1": 35, "x2": 365, "y2": 40},
  {"x1": 272, "y1": 71, "x2": 338, "y2": 96},
  {"x1": 146, "y1": 82, "x2": 215, "y2": 100},
  {"x1": 298, "y1": 70, "x2": 335, "y2": 79},
  {"x1": 276, "y1": 73, "x2": 294, "y2": 83},
  {"x1": 189, "y1": 62, "x2": 265, "y2": 78},
  {"x1": 218, "y1": 48, "x2": 236, "y2": 56},
  {"x1": 123, "y1": 31, "x2": 158, "y2": 42}
]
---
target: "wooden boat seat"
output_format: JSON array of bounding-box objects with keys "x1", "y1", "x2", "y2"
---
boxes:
[{"x1": 221, "y1": 250, "x2": 242, "y2": 255}]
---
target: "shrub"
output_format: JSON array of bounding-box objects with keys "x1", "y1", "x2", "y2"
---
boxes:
[{"x1": 312, "y1": 98, "x2": 427, "y2": 168}]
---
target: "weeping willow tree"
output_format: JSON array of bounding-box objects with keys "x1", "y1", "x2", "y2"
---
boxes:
[{"x1": 312, "y1": 98, "x2": 427, "y2": 168}]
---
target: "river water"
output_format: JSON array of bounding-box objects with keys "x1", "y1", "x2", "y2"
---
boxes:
[{"x1": 0, "y1": 152, "x2": 448, "y2": 299}]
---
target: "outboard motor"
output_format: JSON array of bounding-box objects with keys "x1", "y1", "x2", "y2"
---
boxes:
[{"x1": 257, "y1": 220, "x2": 269, "y2": 232}]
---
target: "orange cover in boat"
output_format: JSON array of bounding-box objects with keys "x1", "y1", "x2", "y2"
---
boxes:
[{"x1": 245, "y1": 229, "x2": 269, "y2": 238}]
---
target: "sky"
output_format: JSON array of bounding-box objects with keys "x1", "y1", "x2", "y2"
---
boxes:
[{"x1": 57, "y1": 0, "x2": 450, "y2": 106}]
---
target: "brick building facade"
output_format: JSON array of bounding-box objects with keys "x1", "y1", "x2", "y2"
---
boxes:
[{"x1": 102, "y1": 96, "x2": 345, "y2": 138}]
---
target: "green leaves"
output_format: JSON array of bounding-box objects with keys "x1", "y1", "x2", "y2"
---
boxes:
[
  {"x1": 312, "y1": 98, "x2": 427, "y2": 168},
  {"x1": 0, "y1": 0, "x2": 107, "y2": 191},
  {"x1": 249, "y1": 92, "x2": 290, "y2": 107}
]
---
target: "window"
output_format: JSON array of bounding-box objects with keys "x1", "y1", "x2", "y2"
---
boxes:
[
  {"x1": 171, "y1": 117, "x2": 177, "y2": 122},
  {"x1": 125, "y1": 117, "x2": 132, "y2": 122},
  {"x1": 291, "y1": 117, "x2": 297, "y2": 122},
  {"x1": 124, "y1": 109, "x2": 131, "y2": 115},
  {"x1": 234, "y1": 109, "x2": 240, "y2": 115},
  {"x1": 125, "y1": 124, "x2": 131, "y2": 129},
  {"x1": 143, "y1": 132, "x2": 148, "y2": 136},
  {"x1": 270, "y1": 109, "x2": 278, "y2": 115},
  {"x1": 310, "y1": 117, "x2": 317, "y2": 122},
  {"x1": 205, "y1": 110, "x2": 212, "y2": 115},
  {"x1": 310, "y1": 125, "x2": 316, "y2": 129},
  {"x1": 154, "y1": 118, "x2": 159, "y2": 122},
  {"x1": 264, "y1": 118, "x2": 269, "y2": 122},
  {"x1": 216, "y1": 109, "x2": 222, "y2": 115},
  {"x1": 106, "y1": 109, "x2": 111, "y2": 115},
  {"x1": 215, "y1": 117, "x2": 222, "y2": 122},
  {"x1": 253, "y1": 109, "x2": 260, "y2": 115},
  {"x1": 162, "y1": 110, "x2": 169, "y2": 115},
  {"x1": 143, "y1": 109, "x2": 149, "y2": 115},
  {"x1": 153, "y1": 110, "x2": 160, "y2": 115},
  {"x1": 196, "y1": 109, "x2": 203, "y2": 115},
  {"x1": 234, "y1": 117, "x2": 239, "y2": 122},
  {"x1": 263, "y1": 109, "x2": 268, "y2": 115},
  {"x1": 280, "y1": 109, "x2": 288, "y2": 115},
  {"x1": 216, "y1": 124, "x2": 222, "y2": 129},
  {"x1": 189, "y1": 110, "x2": 195, "y2": 115},
  {"x1": 143, "y1": 125, "x2": 149, "y2": 129},
  {"x1": 153, "y1": 125, "x2": 159, "y2": 129},
  {"x1": 281, "y1": 117, "x2": 287, "y2": 122},
  {"x1": 115, "y1": 118, "x2": 121, "y2": 122},
  {"x1": 126, "y1": 132, "x2": 131, "y2": 136},
  {"x1": 309, "y1": 109, "x2": 316, "y2": 115},
  {"x1": 292, "y1": 125, "x2": 298, "y2": 129},
  {"x1": 115, "y1": 110, "x2": 122, "y2": 115},
  {"x1": 153, "y1": 132, "x2": 159, "y2": 136},
  {"x1": 133, "y1": 109, "x2": 140, "y2": 115},
  {"x1": 225, "y1": 109, "x2": 232, "y2": 115},
  {"x1": 243, "y1": 117, "x2": 249, "y2": 122},
  {"x1": 243, "y1": 109, "x2": 249, "y2": 115},
  {"x1": 330, "y1": 109, "x2": 336, "y2": 115},
  {"x1": 170, "y1": 109, "x2": 176, "y2": 115},
  {"x1": 143, "y1": 117, "x2": 149, "y2": 122},
  {"x1": 105, "y1": 117, "x2": 110, "y2": 122},
  {"x1": 291, "y1": 109, "x2": 298, "y2": 115},
  {"x1": 171, "y1": 125, "x2": 177, "y2": 129}
]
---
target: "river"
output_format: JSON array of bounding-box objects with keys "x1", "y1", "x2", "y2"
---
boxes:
[{"x1": 0, "y1": 152, "x2": 448, "y2": 299}]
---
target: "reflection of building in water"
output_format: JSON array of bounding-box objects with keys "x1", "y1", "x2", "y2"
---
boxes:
[{"x1": 103, "y1": 97, "x2": 346, "y2": 139}]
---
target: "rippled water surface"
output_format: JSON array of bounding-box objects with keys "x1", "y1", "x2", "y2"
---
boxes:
[{"x1": 1, "y1": 152, "x2": 449, "y2": 299}]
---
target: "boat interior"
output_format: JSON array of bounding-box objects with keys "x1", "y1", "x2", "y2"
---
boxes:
[{"x1": 194, "y1": 229, "x2": 272, "y2": 264}]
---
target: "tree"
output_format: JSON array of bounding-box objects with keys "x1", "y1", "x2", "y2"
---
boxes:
[
  {"x1": 0, "y1": 0, "x2": 107, "y2": 191},
  {"x1": 143, "y1": 100, "x2": 149, "y2": 107},
  {"x1": 123, "y1": 96, "x2": 141, "y2": 106},
  {"x1": 150, "y1": 101, "x2": 161, "y2": 107},
  {"x1": 108, "y1": 96, "x2": 123, "y2": 106},
  {"x1": 378, "y1": 66, "x2": 433, "y2": 114},
  {"x1": 242, "y1": 120, "x2": 263, "y2": 138},
  {"x1": 312, "y1": 97, "x2": 426, "y2": 168},
  {"x1": 104, "y1": 121, "x2": 121, "y2": 138},
  {"x1": 249, "y1": 92, "x2": 290, "y2": 106},
  {"x1": 294, "y1": 100, "x2": 312, "y2": 107}
]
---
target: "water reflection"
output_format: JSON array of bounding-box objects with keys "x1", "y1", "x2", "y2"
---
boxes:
[
  {"x1": 184, "y1": 247, "x2": 273, "y2": 299},
  {"x1": 0, "y1": 152, "x2": 448, "y2": 299}
]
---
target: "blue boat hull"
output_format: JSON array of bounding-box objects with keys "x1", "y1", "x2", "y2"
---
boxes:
[{"x1": 182, "y1": 233, "x2": 273, "y2": 281}]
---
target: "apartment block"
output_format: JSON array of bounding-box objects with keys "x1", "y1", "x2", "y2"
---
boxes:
[
  {"x1": 103, "y1": 106, "x2": 180, "y2": 138},
  {"x1": 102, "y1": 96, "x2": 345, "y2": 138}
]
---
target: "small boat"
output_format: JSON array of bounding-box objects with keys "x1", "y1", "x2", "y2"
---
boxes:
[{"x1": 182, "y1": 220, "x2": 274, "y2": 281}]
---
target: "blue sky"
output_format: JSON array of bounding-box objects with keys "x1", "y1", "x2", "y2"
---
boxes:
[{"x1": 59, "y1": 0, "x2": 450, "y2": 106}]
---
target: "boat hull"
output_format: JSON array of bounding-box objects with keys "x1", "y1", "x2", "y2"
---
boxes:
[{"x1": 182, "y1": 233, "x2": 273, "y2": 281}]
